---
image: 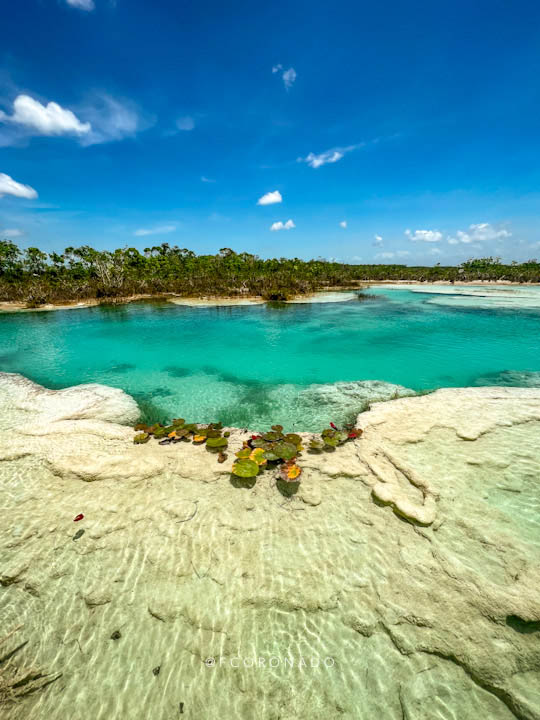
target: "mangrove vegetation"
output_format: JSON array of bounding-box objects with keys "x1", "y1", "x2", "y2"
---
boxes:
[{"x1": 1, "y1": 240, "x2": 540, "y2": 307}]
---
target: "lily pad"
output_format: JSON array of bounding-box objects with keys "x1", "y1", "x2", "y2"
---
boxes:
[
  {"x1": 206, "y1": 436, "x2": 228, "y2": 449},
  {"x1": 134, "y1": 432, "x2": 150, "y2": 444},
  {"x1": 250, "y1": 448, "x2": 267, "y2": 466},
  {"x1": 232, "y1": 458, "x2": 260, "y2": 478}
]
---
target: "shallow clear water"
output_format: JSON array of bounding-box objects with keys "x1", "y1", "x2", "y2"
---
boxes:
[{"x1": 1, "y1": 285, "x2": 540, "y2": 429}]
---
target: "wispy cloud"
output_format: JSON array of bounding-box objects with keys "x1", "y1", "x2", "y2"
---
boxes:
[
  {"x1": 66, "y1": 0, "x2": 95, "y2": 10},
  {"x1": 176, "y1": 115, "x2": 195, "y2": 131},
  {"x1": 0, "y1": 91, "x2": 153, "y2": 147},
  {"x1": 339, "y1": 221, "x2": 347, "y2": 229},
  {"x1": 0, "y1": 228, "x2": 24, "y2": 238},
  {"x1": 257, "y1": 190, "x2": 282, "y2": 206},
  {"x1": 201, "y1": 176, "x2": 215, "y2": 183},
  {"x1": 272, "y1": 64, "x2": 297, "y2": 90},
  {"x1": 0, "y1": 172, "x2": 38, "y2": 199},
  {"x1": 79, "y1": 93, "x2": 154, "y2": 146},
  {"x1": 376, "y1": 250, "x2": 410, "y2": 260},
  {"x1": 134, "y1": 225, "x2": 176, "y2": 237},
  {"x1": 297, "y1": 143, "x2": 364, "y2": 169},
  {"x1": 405, "y1": 228, "x2": 443, "y2": 243},
  {"x1": 270, "y1": 219, "x2": 295, "y2": 231},
  {"x1": 373, "y1": 234, "x2": 383, "y2": 246},
  {"x1": 0, "y1": 94, "x2": 91, "y2": 137},
  {"x1": 447, "y1": 222, "x2": 511, "y2": 245}
]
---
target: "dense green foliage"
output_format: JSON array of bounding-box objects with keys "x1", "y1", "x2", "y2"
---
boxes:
[{"x1": 1, "y1": 240, "x2": 539, "y2": 307}]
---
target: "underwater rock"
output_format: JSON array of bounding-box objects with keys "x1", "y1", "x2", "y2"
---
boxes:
[
  {"x1": 0, "y1": 372, "x2": 139, "y2": 430},
  {"x1": 0, "y1": 377, "x2": 540, "y2": 719}
]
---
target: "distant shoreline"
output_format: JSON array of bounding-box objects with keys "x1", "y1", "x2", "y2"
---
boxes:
[{"x1": 1, "y1": 280, "x2": 540, "y2": 313}]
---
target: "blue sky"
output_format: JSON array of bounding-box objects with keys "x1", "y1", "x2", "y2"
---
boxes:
[{"x1": 1, "y1": 0, "x2": 540, "y2": 265}]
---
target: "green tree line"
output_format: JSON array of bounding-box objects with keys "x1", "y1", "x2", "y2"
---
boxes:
[{"x1": 1, "y1": 240, "x2": 539, "y2": 307}]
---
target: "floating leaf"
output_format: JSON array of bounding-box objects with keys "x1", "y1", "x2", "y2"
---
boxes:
[
  {"x1": 309, "y1": 438, "x2": 325, "y2": 451},
  {"x1": 273, "y1": 441, "x2": 298, "y2": 461},
  {"x1": 251, "y1": 438, "x2": 266, "y2": 448},
  {"x1": 284, "y1": 433, "x2": 302, "y2": 447},
  {"x1": 193, "y1": 435, "x2": 206, "y2": 444},
  {"x1": 206, "y1": 429, "x2": 221, "y2": 439},
  {"x1": 134, "y1": 423, "x2": 148, "y2": 432},
  {"x1": 168, "y1": 430, "x2": 177, "y2": 438},
  {"x1": 271, "y1": 424, "x2": 284, "y2": 433},
  {"x1": 134, "y1": 432, "x2": 150, "y2": 444},
  {"x1": 206, "y1": 436, "x2": 228, "y2": 449},
  {"x1": 224, "y1": 431, "x2": 231, "y2": 438},
  {"x1": 250, "y1": 448, "x2": 267, "y2": 466},
  {"x1": 281, "y1": 464, "x2": 302, "y2": 482},
  {"x1": 236, "y1": 448, "x2": 251, "y2": 459},
  {"x1": 262, "y1": 431, "x2": 281, "y2": 442},
  {"x1": 232, "y1": 458, "x2": 260, "y2": 478},
  {"x1": 172, "y1": 418, "x2": 185, "y2": 427},
  {"x1": 323, "y1": 435, "x2": 339, "y2": 447}
]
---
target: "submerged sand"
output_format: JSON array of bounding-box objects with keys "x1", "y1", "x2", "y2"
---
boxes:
[{"x1": 0, "y1": 374, "x2": 539, "y2": 719}]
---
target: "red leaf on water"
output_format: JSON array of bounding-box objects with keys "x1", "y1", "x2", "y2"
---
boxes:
[
  {"x1": 330, "y1": 422, "x2": 338, "y2": 430},
  {"x1": 74, "y1": 514, "x2": 84, "y2": 522}
]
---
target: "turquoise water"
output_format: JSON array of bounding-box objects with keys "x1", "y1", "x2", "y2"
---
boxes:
[{"x1": 1, "y1": 286, "x2": 540, "y2": 430}]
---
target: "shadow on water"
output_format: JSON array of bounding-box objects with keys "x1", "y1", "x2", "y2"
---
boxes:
[
  {"x1": 506, "y1": 615, "x2": 540, "y2": 634},
  {"x1": 163, "y1": 365, "x2": 192, "y2": 378},
  {"x1": 229, "y1": 475, "x2": 257, "y2": 489}
]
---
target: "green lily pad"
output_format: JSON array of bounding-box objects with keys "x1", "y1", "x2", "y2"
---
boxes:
[
  {"x1": 206, "y1": 437, "x2": 228, "y2": 449},
  {"x1": 232, "y1": 458, "x2": 260, "y2": 478}
]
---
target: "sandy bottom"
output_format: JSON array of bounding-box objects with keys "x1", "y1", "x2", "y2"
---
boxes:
[
  {"x1": 374, "y1": 283, "x2": 540, "y2": 309},
  {"x1": 0, "y1": 375, "x2": 539, "y2": 719}
]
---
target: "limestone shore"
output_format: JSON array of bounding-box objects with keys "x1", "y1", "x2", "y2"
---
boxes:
[{"x1": 0, "y1": 373, "x2": 539, "y2": 719}]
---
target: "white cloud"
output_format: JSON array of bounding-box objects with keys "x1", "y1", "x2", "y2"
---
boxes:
[
  {"x1": 257, "y1": 190, "x2": 282, "y2": 206},
  {"x1": 375, "y1": 250, "x2": 409, "y2": 260},
  {"x1": 0, "y1": 172, "x2": 38, "y2": 199},
  {"x1": 448, "y1": 222, "x2": 511, "y2": 245},
  {"x1": 339, "y1": 221, "x2": 347, "y2": 229},
  {"x1": 373, "y1": 234, "x2": 383, "y2": 246},
  {"x1": 405, "y1": 228, "x2": 443, "y2": 243},
  {"x1": 272, "y1": 64, "x2": 296, "y2": 89},
  {"x1": 176, "y1": 116, "x2": 195, "y2": 131},
  {"x1": 270, "y1": 219, "x2": 295, "y2": 231},
  {"x1": 78, "y1": 93, "x2": 153, "y2": 145},
  {"x1": 201, "y1": 176, "x2": 215, "y2": 183},
  {"x1": 298, "y1": 143, "x2": 363, "y2": 169},
  {"x1": 0, "y1": 228, "x2": 24, "y2": 238},
  {"x1": 0, "y1": 94, "x2": 91, "y2": 136},
  {"x1": 0, "y1": 92, "x2": 150, "y2": 146},
  {"x1": 66, "y1": 0, "x2": 95, "y2": 10},
  {"x1": 134, "y1": 225, "x2": 176, "y2": 237},
  {"x1": 282, "y1": 68, "x2": 297, "y2": 89}
]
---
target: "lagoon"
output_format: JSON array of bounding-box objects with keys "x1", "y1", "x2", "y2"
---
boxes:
[{"x1": 1, "y1": 285, "x2": 540, "y2": 430}]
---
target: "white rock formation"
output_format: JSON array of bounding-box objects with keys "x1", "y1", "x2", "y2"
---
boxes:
[{"x1": 0, "y1": 376, "x2": 539, "y2": 719}]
